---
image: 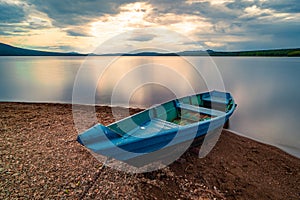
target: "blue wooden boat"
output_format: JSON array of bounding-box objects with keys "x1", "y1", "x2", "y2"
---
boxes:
[{"x1": 77, "y1": 91, "x2": 236, "y2": 166}]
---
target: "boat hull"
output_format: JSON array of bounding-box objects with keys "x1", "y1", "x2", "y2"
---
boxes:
[{"x1": 77, "y1": 91, "x2": 236, "y2": 167}]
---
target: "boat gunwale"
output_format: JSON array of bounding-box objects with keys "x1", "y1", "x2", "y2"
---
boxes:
[{"x1": 104, "y1": 92, "x2": 236, "y2": 138}]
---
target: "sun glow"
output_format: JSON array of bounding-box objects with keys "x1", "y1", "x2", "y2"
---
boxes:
[{"x1": 90, "y1": 2, "x2": 154, "y2": 39}]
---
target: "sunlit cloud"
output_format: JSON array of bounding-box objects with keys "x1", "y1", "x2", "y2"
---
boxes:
[
  {"x1": 0, "y1": 0, "x2": 299, "y2": 52},
  {"x1": 155, "y1": 14, "x2": 211, "y2": 39},
  {"x1": 243, "y1": 5, "x2": 272, "y2": 17},
  {"x1": 186, "y1": 0, "x2": 234, "y2": 5},
  {"x1": 204, "y1": 41, "x2": 225, "y2": 48}
]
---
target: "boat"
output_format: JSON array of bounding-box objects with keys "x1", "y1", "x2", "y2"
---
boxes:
[{"x1": 77, "y1": 91, "x2": 236, "y2": 167}]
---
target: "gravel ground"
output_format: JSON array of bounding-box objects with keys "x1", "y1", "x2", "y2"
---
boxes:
[{"x1": 0, "y1": 102, "x2": 299, "y2": 199}]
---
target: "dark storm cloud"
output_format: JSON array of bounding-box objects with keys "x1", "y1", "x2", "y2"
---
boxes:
[
  {"x1": 27, "y1": 0, "x2": 136, "y2": 26},
  {"x1": 0, "y1": 2, "x2": 26, "y2": 23}
]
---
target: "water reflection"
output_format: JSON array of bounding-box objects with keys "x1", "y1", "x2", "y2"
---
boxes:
[
  {"x1": 0, "y1": 56, "x2": 299, "y2": 158},
  {"x1": 213, "y1": 57, "x2": 300, "y2": 157},
  {"x1": 129, "y1": 84, "x2": 177, "y2": 107},
  {"x1": 0, "y1": 56, "x2": 82, "y2": 103},
  {"x1": 95, "y1": 57, "x2": 209, "y2": 107}
]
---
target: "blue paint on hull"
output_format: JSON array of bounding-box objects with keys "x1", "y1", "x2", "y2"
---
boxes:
[{"x1": 77, "y1": 91, "x2": 237, "y2": 163}]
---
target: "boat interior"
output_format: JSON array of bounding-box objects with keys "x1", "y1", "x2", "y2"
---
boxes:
[{"x1": 107, "y1": 91, "x2": 234, "y2": 137}]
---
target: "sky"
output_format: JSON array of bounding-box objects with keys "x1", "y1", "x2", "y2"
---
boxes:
[{"x1": 0, "y1": 0, "x2": 299, "y2": 53}]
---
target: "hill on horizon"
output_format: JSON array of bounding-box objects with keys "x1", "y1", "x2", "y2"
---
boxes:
[
  {"x1": 0, "y1": 43, "x2": 86, "y2": 56},
  {"x1": 0, "y1": 42, "x2": 299, "y2": 57}
]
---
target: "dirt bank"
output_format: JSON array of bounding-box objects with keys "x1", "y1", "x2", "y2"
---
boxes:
[{"x1": 0, "y1": 103, "x2": 299, "y2": 199}]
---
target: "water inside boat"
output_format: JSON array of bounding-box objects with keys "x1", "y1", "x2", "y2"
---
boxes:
[{"x1": 172, "y1": 110, "x2": 213, "y2": 126}]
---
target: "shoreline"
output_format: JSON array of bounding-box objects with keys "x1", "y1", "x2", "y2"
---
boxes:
[
  {"x1": 1, "y1": 102, "x2": 299, "y2": 199},
  {"x1": 2, "y1": 101, "x2": 299, "y2": 159},
  {"x1": 223, "y1": 129, "x2": 300, "y2": 160}
]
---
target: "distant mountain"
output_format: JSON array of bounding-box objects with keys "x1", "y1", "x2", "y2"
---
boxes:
[
  {"x1": 207, "y1": 49, "x2": 300, "y2": 57},
  {"x1": 178, "y1": 50, "x2": 210, "y2": 56},
  {"x1": 121, "y1": 49, "x2": 300, "y2": 56},
  {"x1": 0, "y1": 43, "x2": 86, "y2": 56},
  {"x1": 0, "y1": 42, "x2": 299, "y2": 57}
]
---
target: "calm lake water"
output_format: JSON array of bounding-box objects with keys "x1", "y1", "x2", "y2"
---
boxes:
[{"x1": 1, "y1": 56, "x2": 299, "y2": 158}]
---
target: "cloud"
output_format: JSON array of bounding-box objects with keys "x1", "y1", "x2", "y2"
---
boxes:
[
  {"x1": 0, "y1": 29, "x2": 29, "y2": 36},
  {"x1": 246, "y1": 22, "x2": 300, "y2": 47},
  {"x1": 22, "y1": 44, "x2": 75, "y2": 52},
  {"x1": 241, "y1": 5, "x2": 272, "y2": 19},
  {"x1": 27, "y1": 16, "x2": 52, "y2": 29},
  {"x1": 129, "y1": 33, "x2": 156, "y2": 42},
  {"x1": 1, "y1": 0, "x2": 299, "y2": 52},
  {"x1": 0, "y1": 1, "x2": 26, "y2": 23},
  {"x1": 260, "y1": 0, "x2": 300, "y2": 13},
  {"x1": 66, "y1": 29, "x2": 92, "y2": 37},
  {"x1": 186, "y1": 0, "x2": 235, "y2": 5},
  {"x1": 27, "y1": 0, "x2": 134, "y2": 27},
  {"x1": 204, "y1": 41, "x2": 225, "y2": 48},
  {"x1": 47, "y1": 45, "x2": 76, "y2": 52},
  {"x1": 149, "y1": 0, "x2": 241, "y2": 21},
  {"x1": 0, "y1": 22, "x2": 32, "y2": 36}
]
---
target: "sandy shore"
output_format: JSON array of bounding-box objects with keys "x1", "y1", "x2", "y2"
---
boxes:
[{"x1": 1, "y1": 102, "x2": 299, "y2": 199}]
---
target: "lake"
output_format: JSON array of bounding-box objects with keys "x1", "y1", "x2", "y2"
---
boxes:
[{"x1": 0, "y1": 56, "x2": 299, "y2": 158}]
